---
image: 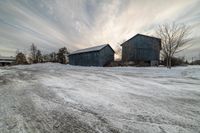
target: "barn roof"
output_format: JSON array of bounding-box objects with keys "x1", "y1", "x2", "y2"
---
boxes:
[
  {"x1": 69, "y1": 44, "x2": 115, "y2": 55},
  {"x1": 121, "y1": 34, "x2": 161, "y2": 46}
]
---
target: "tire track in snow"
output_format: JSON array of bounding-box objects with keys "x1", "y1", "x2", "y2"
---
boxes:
[{"x1": 0, "y1": 67, "x2": 121, "y2": 133}]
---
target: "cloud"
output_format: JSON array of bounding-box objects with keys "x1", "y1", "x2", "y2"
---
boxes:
[{"x1": 0, "y1": 0, "x2": 199, "y2": 59}]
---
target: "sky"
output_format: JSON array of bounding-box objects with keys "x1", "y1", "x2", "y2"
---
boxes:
[{"x1": 0, "y1": 0, "x2": 200, "y2": 60}]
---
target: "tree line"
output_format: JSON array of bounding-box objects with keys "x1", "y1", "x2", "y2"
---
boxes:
[
  {"x1": 15, "y1": 44, "x2": 69, "y2": 65},
  {"x1": 15, "y1": 23, "x2": 194, "y2": 69}
]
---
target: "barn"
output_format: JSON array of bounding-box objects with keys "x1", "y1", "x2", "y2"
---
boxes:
[
  {"x1": 68, "y1": 44, "x2": 115, "y2": 66},
  {"x1": 121, "y1": 34, "x2": 161, "y2": 66}
]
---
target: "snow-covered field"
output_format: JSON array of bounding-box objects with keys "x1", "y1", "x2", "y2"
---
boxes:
[{"x1": 0, "y1": 63, "x2": 200, "y2": 133}]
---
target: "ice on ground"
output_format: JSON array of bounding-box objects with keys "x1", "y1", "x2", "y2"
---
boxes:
[{"x1": 0, "y1": 63, "x2": 200, "y2": 133}]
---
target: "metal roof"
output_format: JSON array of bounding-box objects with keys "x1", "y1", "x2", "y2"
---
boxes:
[{"x1": 69, "y1": 44, "x2": 114, "y2": 55}]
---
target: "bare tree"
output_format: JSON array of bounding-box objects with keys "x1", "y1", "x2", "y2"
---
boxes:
[
  {"x1": 116, "y1": 39, "x2": 126, "y2": 61},
  {"x1": 156, "y1": 23, "x2": 192, "y2": 68},
  {"x1": 115, "y1": 46, "x2": 122, "y2": 61},
  {"x1": 16, "y1": 49, "x2": 20, "y2": 55},
  {"x1": 30, "y1": 43, "x2": 37, "y2": 63}
]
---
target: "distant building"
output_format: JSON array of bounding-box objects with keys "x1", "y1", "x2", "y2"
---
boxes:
[
  {"x1": 68, "y1": 44, "x2": 115, "y2": 66},
  {"x1": 0, "y1": 56, "x2": 16, "y2": 66},
  {"x1": 121, "y1": 34, "x2": 161, "y2": 66}
]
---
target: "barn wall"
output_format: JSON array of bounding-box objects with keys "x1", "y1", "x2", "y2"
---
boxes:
[
  {"x1": 122, "y1": 35, "x2": 160, "y2": 62},
  {"x1": 69, "y1": 52, "x2": 100, "y2": 66},
  {"x1": 99, "y1": 46, "x2": 114, "y2": 66},
  {"x1": 69, "y1": 45, "x2": 114, "y2": 67}
]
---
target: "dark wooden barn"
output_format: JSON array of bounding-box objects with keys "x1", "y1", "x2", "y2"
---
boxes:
[
  {"x1": 121, "y1": 34, "x2": 161, "y2": 66},
  {"x1": 68, "y1": 44, "x2": 115, "y2": 66}
]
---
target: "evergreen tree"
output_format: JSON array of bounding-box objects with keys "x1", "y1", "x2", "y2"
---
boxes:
[
  {"x1": 36, "y1": 50, "x2": 43, "y2": 63},
  {"x1": 16, "y1": 52, "x2": 28, "y2": 65},
  {"x1": 42, "y1": 54, "x2": 50, "y2": 62},
  {"x1": 49, "y1": 52, "x2": 57, "y2": 62},
  {"x1": 57, "y1": 47, "x2": 69, "y2": 64}
]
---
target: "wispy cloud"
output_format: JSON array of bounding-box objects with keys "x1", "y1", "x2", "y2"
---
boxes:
[{"x1": 0, "y1": 0, "x2": 199, "y2": 59}]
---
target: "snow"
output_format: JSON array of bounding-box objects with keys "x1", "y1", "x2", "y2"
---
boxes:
[
  {"x1": 0, "y1": 63, "x2": 200, "y2": 133},
  {"x1": 69, "y1": 44, "x2": 108, "y2": 55}
]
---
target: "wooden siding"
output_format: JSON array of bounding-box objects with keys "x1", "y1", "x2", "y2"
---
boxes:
[
  {"x1": 122, "y1": 35, "x2": 161, "y2": 62},
  {"x1": 69, "y1": 51, "x2": 100, "y2": 66},
  {"x1": 69, "y1": 45, "x2": 114, "y2": 66},
  {"x1": 99, "y1": 46, "x2": 114, "y2": 66}
]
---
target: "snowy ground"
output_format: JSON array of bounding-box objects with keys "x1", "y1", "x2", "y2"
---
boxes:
[{"x1": 0, "y1": 63, "x2": 200, "y2": 133}]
